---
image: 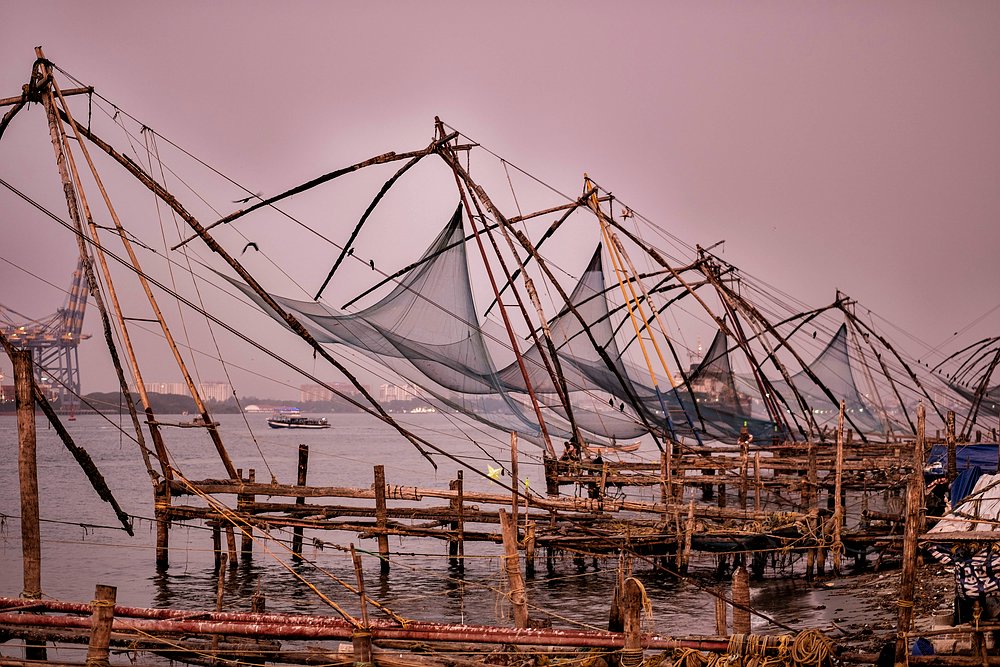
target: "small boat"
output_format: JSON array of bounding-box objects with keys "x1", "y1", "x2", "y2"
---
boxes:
[
  {"x1": 266, "y1": 410, "x2": 330, "y2": 429},
  {"x1": 583, "y1": 441, "x2": 641, "y2": 455}
]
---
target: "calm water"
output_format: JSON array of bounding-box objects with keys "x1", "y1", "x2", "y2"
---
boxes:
[{"x1": 0, "y1": 412, "x2": 885, "y2": 636}]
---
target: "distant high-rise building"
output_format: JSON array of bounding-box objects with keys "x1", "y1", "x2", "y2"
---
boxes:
[
  {"x1": 145, "y1": 381, "x2": 187, "y2": 396},
  {"x1": 300, "y1": 382, "x2": 365, "y2": 402},
  {"x1": 198, "y1": 382, "x2": 232, "y2": 403},
  {"x1": 379, "y1": 383, "x2": 420, "y2": 403}
]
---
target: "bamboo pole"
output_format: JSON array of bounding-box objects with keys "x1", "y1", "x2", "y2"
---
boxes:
[
  {"x1": 84, "y1": 585, "x2": 116, "y2": 667},
  {"x1": 896, "y1": 404, "x2": 926, "y2": 662},
  {"x1": 13, "y1": 350, "x2": 45, "y2": 662},
  {"x1": 373, "y1": 466, "x2": 390, "y2": 574},
  {"x1": 834, "y1": 400, "x2": 845, "y2": 575},
  {"x1": 499, "y1": 509, "x2": 529, "y2": 628},
  {"x1": 292, "y1": 446, "x2": 309, "y2": 561}
]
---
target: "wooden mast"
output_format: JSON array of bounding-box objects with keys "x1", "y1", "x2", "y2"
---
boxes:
[
  {"x1": 45, "y1": 61, "x2": 239, "y2": 481},
  {"x1": 32, "y1": 50, "x2": 175, "y2": 564}
]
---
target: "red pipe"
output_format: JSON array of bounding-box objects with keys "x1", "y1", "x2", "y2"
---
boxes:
[{"x1": 0, "y1": 604, "x2": 728, "y2": 652}]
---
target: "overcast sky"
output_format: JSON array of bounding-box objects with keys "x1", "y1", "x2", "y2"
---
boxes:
[{"x1": 1, "y1": 2, "x2": 999, "y2": 399}]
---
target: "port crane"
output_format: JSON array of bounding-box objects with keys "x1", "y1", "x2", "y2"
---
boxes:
[{"x1": 0, "y1": 256, "x2": 90, "y2": 412}]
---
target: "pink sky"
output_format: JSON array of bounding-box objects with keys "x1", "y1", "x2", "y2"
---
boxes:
[{"x1": 1, "y1": 2, "x2": 998, "y2": 397}]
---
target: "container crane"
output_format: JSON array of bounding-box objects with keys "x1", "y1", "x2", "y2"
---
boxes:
[{"x1": 0, "y1": 257, "x2": 90, "y2": 413}]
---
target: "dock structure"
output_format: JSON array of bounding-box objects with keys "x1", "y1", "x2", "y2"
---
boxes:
[
  {"x1": 152, "y1": 406, "x2": 944, "y2": 583},
  {"x1": 7, "y1": 48, "x2": 1000, "y2": 667}
]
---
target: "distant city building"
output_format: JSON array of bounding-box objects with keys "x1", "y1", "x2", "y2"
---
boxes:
[
  {"x1": 379, "y1": 382, "x2": 420, "y2": 403},
  {"x1": 299, "y1": 382, "x2": 363, "y2": 402},
  {"x1": 198, "y1": 382, "x2": 232, "y2": 403},
  {"x1": 145, "y1": 381, "x2": 187, "y2": 396},
  {"x1": 1, "y1": 384, "x2": 12, "y2": 402},
  {"x1": 143, "y1": 381, "x2": 231, "y2": 402}
]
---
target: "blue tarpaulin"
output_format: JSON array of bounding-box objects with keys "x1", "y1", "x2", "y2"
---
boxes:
[{"x1": 927, "y1": 444, "x2": 999, "y2": 475}]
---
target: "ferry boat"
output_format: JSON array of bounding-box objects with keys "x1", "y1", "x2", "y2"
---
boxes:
[{"x1": 266, "y1": 409, "x2": 330, "y2": 429}]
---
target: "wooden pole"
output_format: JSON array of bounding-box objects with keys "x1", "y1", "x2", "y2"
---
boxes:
[
  {"x1": 34, "y1": 54, "x2": 175, "y2": 568},
  {"x1": 510, "y1": 432, "x2": 519, "y2": 529},
  {"x1": 47, "y1": 70, "x2": 239, "y2": 482},
  {"x1": 896, "y1": 403, "x2": 926, "y2": 663},
  {"x1": 807, "y1": 441, "x2": 818, "y2": 579},
  {"x1": 621, "y1": 578, "x2": 645, "y2": 667},
  {"x1": 448, "y1": 477, "x2": 461, "y2": 567},
  {"x1": 739, "y1": 438, "x2": 749, "y2": 510},
  {"x1": 292, "y1": 445, "x2": 309, "y2": 561},
  {"x1": 833, "y1": 400, "x2": 845, "y2": 576},
  {"x1": 754, "y1": 452, "x2": 762, "y2": 512},
  {"x1": 715, "y1": 593, "x2": 728, "y2": 637},
  {"x1": 525, "y1": 521, "x2": 537, "y2": 577},
  {"x1": 682, "y1": 500, "x2": 695, "y2": 575},
  {"x1": 373, "y1": 465, "x2": 390, "y2": 574},
  {"x1": 660, "y1": 451, "x2": 669, "y2": 521},
  {"x1": 457, "y1": 471, "x2": 465, "y2": 569},
  {"x1": 499, "y1": 508, "x2": 529, "y2": 628},
  {"x1": 240, "y1": 468, "x2": 255, "y2": 561},
  {"x1": 210, "y1": 553, "x2": 227, "y2": 659},
  {"x1": 13, "y1": 349, "x2": 46, "y2": 662},
  {"x1": 350, "y1": 545, "x2": 371, "y2": 630},
  {"x1": 946, "y1": 411, "x2": 957, "y2": 481},
  {"x1": 212, "y1": 522, "x2": 223, "y2": 571},
  {"x1": 731, "y1": 563, "x2": 751, "y2": 634},
  {"x1": 225, "y1": 526, "x2": 238, "y2": 567},
  {"x1": 85, "y1": 585, "x2": 116, "y2": 667}
]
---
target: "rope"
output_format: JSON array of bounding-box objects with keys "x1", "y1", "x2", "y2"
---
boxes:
[
  {"x1": 789, "y1": 629, "x2": 833, "y2": 667},
  {"x1": 620, "y1": 647, "x2": 645, "y2": 667}
]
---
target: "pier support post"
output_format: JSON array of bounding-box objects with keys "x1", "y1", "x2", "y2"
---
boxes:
[
  {"x1": 13, "y1": 349, "x2": 46, "y2": 661},
  {"x1": 212, "y1": 522, "x2": 223, "y2": 570},
  {"x1": 499, "y1": 508, "x2": 529, "y2": 628},
  {"x1": 292, "y1": 446, "x2": 309, "y2": 561},
  {"x1": 896, "y1": 404, "x2": 926, "y2": 663},
  {"x1": 448, "y1": 471, "x2": 466, "y2": 570},
  {"x1": 373, "y1": 465, "x2": 390, "y2": 574},
  {"x1": 85, "y1": 584, "x2": 116, "y2": 667},
  {"x1": 660, "y1": 451, "x2": 670, "y2": 520},
  {"x1": 715, "y1": 592, "x2": 727, "y2": 637},
  {"x1": 681, "y1": 500, "x2": 695, "y2": 575},
  {"x1": 239, "y1": 468, "x2": 255, "y2": 561},
  {"x1": 543, "y1": 456, "x2": 560, "y2": 496},
  {"x1": 731, "y1": 562, "x2": 751, "y2": 634},
  {"x1": 833, "y1": 400, "x2": 845, "y2": 576},
  {"x1": 621, "y1": 577, "x2": 644, "y2": 667},
  {"x1": 524, "y1": 521, "x2": 537, "y2": 577},
  {"x1": 946, "y1": 411, "x2": 957, "y2": 481}
]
